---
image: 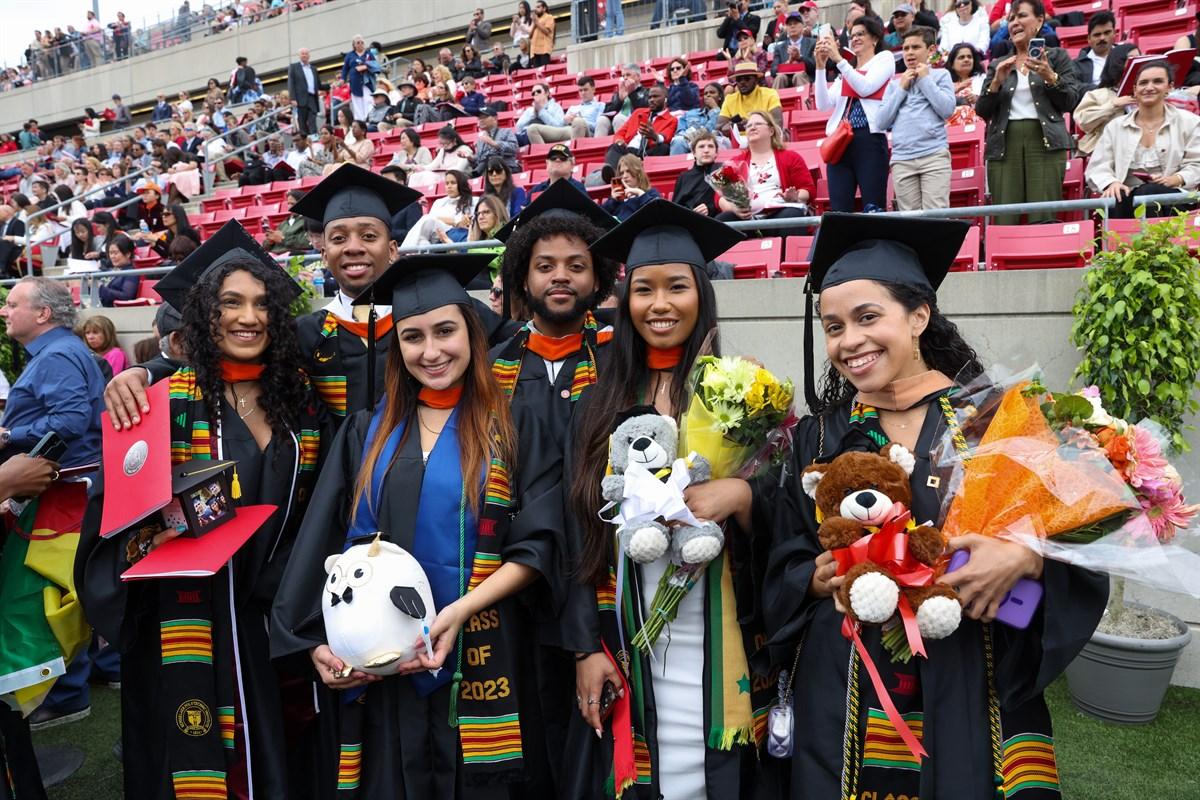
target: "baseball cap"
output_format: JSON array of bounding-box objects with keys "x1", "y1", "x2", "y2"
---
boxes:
[{"x1": 546, "y1": 143, "x2": 573, "y2": 161}]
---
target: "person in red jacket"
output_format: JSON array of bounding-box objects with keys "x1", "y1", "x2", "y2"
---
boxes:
[
  {"x1": 715, "y1": 110, "x2": 815, "y2": 237},
  {"x1": 603, "y1": 84, "x2": 678, "y2": 170}
]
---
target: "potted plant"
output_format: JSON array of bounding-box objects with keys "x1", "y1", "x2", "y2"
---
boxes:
[{"x1": 1064, "y1": 212, "x2": 1200, "y2": 723}]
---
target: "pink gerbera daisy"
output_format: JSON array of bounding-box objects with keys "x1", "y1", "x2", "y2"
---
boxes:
[
  {"x1": 1126, "y1": 424, "x2": 1169, "y2": 489},
  {"x1": 1139, "y1": 489, "x2": 1198, "y2": 544}
]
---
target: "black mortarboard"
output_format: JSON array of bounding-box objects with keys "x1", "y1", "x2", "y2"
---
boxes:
[
  {"x1": 493, "y1": 178, "x2": 617, "y2": 243},
  {"x1": 290, "y1": 164, "x2": 421, "y2": 228},
  {"x1": 154, "y1": 219, "x2": 299, "y2": 311},
  {"x1": 352, "y1": 253, "x2": 495, "y2": 317},
  {"x1": 801, "y1": 212, "x2": 969, "y2": 411},
  {"x1": 153, "y1": 302, "x2": 183, "y2": 336},
  {"x1": 589, "y1": 199, "x2": 745, "y2": 272},
  {"x1": 351, "y1": 253, "x2": 495, "y2": 408}
]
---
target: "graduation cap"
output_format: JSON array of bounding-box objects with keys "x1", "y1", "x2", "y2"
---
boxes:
[
  {"x1": 589, "y1": 198, "x2": 745, "y2": 273},
  {"x1": 290, "y1": 163, "x2": 422, "y2": 228},
  {"x1": 801, "y1": 212, "x2": 970, "y2": 411},
  {"x1": 494, "y1": 178, "x2": 617, "y2": 243},
  {"x1": 154, "y1": 219, "x2": 300, "y2": 311},
  {"x1": 351, "y1": 252, "x2": 496, "y2": 407}
]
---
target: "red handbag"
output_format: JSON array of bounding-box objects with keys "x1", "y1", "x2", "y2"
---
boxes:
[{"x1": 820, "y1": 117, "x2": 853, "y2": 165}]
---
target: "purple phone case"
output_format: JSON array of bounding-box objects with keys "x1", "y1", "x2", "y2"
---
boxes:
[{"x1": 946, "y1": 550, "x2": 1043, "y2": 629}]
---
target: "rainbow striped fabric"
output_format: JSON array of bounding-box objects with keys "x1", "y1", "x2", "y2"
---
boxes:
[
  {"x1": 160, "y1": 619, "x2": 213, "y2": 666},
  {"x1": 1001, "y1": 733, "x2": 1060, "y2": 796},
  {"x1": 337, "y1": 742, "x2": 362, "y2": 791},
  {"x1": 171, "y1": 769, "x2": 226, "y2": 799},
  {"x1": 217, "y1": 706, "x2": 235, "y2": 749},
  {"x1": 467, "y1": 552, "x2": 501, "y2": 592},
  {"x1": 299, "y1": 428, "x2": 320, "y2": 472},
  {"x1": 459, "y1": 713, "x2": 523, "y2": 765},
  {"x1": 311, "y1": 375, "x2": 348, "y2": 417},
  {"x1": 484, "y1": 458, "x2": 512, "y2": 507},
  {"x1": 863, "y1": 707, "x2": 925, "y2": 771}
]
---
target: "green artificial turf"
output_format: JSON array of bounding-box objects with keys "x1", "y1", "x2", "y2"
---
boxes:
[{"x1": 31, "y1": 678, "x2": 1200, "y2": 799}]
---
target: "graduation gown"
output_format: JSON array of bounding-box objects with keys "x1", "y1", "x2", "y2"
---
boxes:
[
  {"x1": 295, "y1": 308, "x2": 393, "y2": 418},
  {"x1": 754, "y1": 398, "x2": 1108, "y2": 800},
  {"x1": 269, "y1": 408, "x2": 559, "y2": 799},
  {"x1": 76, "y1": 387, "x2": 331, "y2": 800},
  {"x1": 557, "y1": 390, "x2": 776, "y2": 800}
]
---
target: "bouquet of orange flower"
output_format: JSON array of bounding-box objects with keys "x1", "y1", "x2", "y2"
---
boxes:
[{"x1": 933, "y1": 368, "x2": 1200, "y2": 597}]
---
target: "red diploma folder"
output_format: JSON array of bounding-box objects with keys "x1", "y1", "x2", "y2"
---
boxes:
[
  {"x1": 1117, "y1": 49, "x2": 1195, "y2": 98},
  {"x1": 120, "y1": 504, "x2": 277, "y2": 581},
  {"x1": 98, "y1": 380, "x2": 172, "y2": 539}
]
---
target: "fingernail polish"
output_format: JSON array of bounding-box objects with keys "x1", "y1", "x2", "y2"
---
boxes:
[{"x1": 595, "y1": 728, "x2": 603, "y2": 739}]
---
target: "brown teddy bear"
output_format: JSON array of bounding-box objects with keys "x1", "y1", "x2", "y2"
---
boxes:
[{"x1": 801, "y1": 443, "x2": 962, "y2": 641}]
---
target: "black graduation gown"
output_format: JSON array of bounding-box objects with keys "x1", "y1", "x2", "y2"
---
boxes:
[
  {"x1": 76, "y1": 400, "x2": 332, "y2": 800},
  {"x1": 754, "y1": 403, "x2": 1109, "y2": 800},
  {"x1": 557, "y1": 390, "x2": 776, "y2": 800},
  {"x1": 269, "y1": 410, "x2": 558, "y2": 799}
]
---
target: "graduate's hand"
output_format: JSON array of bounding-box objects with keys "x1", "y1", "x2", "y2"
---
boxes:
[
  {"x1": 683, "y1": 478, "x2": 751, "y2": 526},
  {"x1": 829, "y1": 571, "x2": 847, "y2": 614},
  {"x1": 938, "y1": 534, "x2": 1043, "y2": 623},
  {"x1": 310, "y1": 644, "x2": 380, "y2": 689},
  {"x1": 104, "y1": 367, "x2": 151, "y2": 430},
  {"x1": 809, "y1": 550, "x2": 837, "y2": 599},
  {"x1": 576, "y1": 652, "x2": 622, "y2": 736},
  {"x1": 420, "y1": 602, "x2": 467, "y2": 670}
]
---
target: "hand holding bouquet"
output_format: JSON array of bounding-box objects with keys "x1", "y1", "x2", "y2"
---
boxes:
[{"x1": 705, "y1": 164, "x2": 751, "y2": 212}]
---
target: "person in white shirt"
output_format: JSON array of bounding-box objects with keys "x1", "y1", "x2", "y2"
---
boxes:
[
  {"x1": 938, "y1": 0, "x2": 991, "y2": 53},
  {"x1": 564, "y1": 76, "x2": 607, "y2": 139}
]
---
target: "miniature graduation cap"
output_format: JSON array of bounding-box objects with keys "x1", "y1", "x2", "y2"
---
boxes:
[
  {"x1": 290, "y1": 163, "x2": 421, "y2": 227},
  {"x1": 589, "y1": 198, "x2": 745, "y2": 273},
  {"x1": 801, "y1": 212, "x2": 969, "y2": 410},
  {"x1": 161, "y1": 459, "x2": 239, "y2": 537},
  {"x1": 351, "y1": 252, "x2": 496, "y2": 407},
  {"x1": 154, "y1": 219, "x2": 300, "y2": 311},
  {"x1": 494, "y1": 177, "x2": 617, "y2": 242}
]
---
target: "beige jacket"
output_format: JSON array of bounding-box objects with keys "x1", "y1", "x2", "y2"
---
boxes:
[
  {"x1": 1073, "y1": 88, "x2": 1129, "y2": 156},
  {"x1": 1085, "y1": 104, "x2": 1200, "y2": 192}
]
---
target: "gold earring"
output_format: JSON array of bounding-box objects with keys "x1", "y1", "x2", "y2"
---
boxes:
[{"x1": 912, "y1": 335, "x2": 921, "y2": 361}]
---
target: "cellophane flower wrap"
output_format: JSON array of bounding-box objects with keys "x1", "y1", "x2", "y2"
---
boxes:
[
  {"x1": 630, "y1": 355, "x2": 797, "y2": 654},
  {"x1": 932, "y1": 367, "x2": 1200, "y2": 598},
  {"x1": 705, "y1": 164, "x2": 751, "y2": 211}
]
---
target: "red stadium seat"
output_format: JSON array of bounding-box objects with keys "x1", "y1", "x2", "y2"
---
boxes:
[
  {"x1": 1103, "y1": 213, "x2": 1200, "y2": 250},
  {"x1": 985, "y1": 220, "x2": 1096, "y2": 270},
  {"x1": 1054, "y1": 25, "x2": 1090, "y2": 52},
  {"x1": 952, "y1": 225, "x2": 981, "y2": 272},
  {"x1": 1053, "y1": 0, "x2": 1108, "y2": 20},
  {"x1": 258, "y1": 189, "x2": 287, "y2": 206},
  {"x1": 947, "y1": 123, "x2": 985, "y2": 169},
  {"x1": 949, "y1": 166, "x2": 985, "y2": 209},
  {"x1": 113, "y1": 278, "x2": 162, "y2": 306},
  {"x1": 1123, "y1": 6, "x2": 1196, "y2": 50},
  {"x1": 723, "y1": 237, "x2": 784, "y2": 279},
  {"x1": 788, "y1": 109, "x2": 831, "y2": 143},
  {"x1": 229, "y1": 193, "x2": 259, "y2": 209},
  {"x1": 200, "y1": 196, "x2": 230, "y2": 213},
  {"x1": 570, "y1": 137, "x2": 614, "y2": 163},
  {"x1": 299, "y1": 176, "x2": 322, "y2": 188},
  {"x1": 780, "y1": 235, "x2": 814, "y2": 277}
]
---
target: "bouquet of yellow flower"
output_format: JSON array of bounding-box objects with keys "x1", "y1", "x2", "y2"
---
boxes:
[{"x1": 680, "y1": 355, "x2": 796, "y2": 479}]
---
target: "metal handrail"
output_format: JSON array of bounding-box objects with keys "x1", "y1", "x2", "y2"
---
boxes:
[{"x1": 202, "y1": 105, "x2": 295, "y2": 195}]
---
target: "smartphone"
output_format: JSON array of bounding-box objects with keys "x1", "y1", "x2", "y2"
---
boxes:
[
  {"x1": 599, "y1": 680, "x2": 618, "y2": 722},
  {"x1": 1028, "y1": 38, "x2": 1046, "y2": 60},
  {"x1": 29, "y1": 431, "x2": 67, "y2": 464},
  {"x1": 611, "y1": 178, "x2": 626, "y2": 199}
]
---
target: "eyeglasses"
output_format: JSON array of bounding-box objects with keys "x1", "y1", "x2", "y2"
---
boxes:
[
  {"x1": 532, "y1": 88, "x2": 545, "y2": 95},
  {"x1": 489, "y1": 287, "x2": 503, "y2": 298},
  {"x1": 735, "y1": 75, "x2": 757, "y2": 82},
  {"x1": 670, "y1": 65, "x2": 683, "y2": 72},
  {"x1": 849, "y1": 31, "x2": 868, "y2": 39}
]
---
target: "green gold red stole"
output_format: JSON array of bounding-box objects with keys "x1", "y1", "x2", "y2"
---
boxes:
[{"x1": 492, "y1": 311, "x2": 609, "y2": 402}]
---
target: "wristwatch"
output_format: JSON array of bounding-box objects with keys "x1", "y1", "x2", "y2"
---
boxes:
[{"x1": 0, "y1": 430, "x2": 10, "y2": 449}]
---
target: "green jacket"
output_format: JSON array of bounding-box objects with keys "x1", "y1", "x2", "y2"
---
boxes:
[{"x1": 976, "y1": 47, "x2": 1079, "y2": 160}]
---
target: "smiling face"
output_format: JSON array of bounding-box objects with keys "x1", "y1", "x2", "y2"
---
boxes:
[
  {"x1": 396, "y1": 303, "x2": 471, "y2": 390},
  {"x1": 108, "y1": 242, "x2": 130, "y2": 267},
  {"x1": 819, "y1": 279, "x2": 930, "y2": 395},
  {"x1": 323, "y1": 217, "x2": 398, "y2": 298},
  {"x1": 628, "y1": 263, "x2": 700, "y2": 350},
  {"x1": 1134, "y1": 65, "x2": 1171, "y2": 108},
  {"x1": 215, "y1": 269, "x2": 270, "y2": 363},
  {"x1": 850, "y1": 23, "x2": 878, "y2": 59},
  {"x1": 525, "y1": 233, "x2": 597, "y2": 331},
  {"x1": 475, "y1": 202, "x2": 497, "y2": 232}
]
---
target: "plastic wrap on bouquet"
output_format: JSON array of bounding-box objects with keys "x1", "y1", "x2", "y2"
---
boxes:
[{"x1": 932, "y1": 366, "x2": 1200, "y2": 599}]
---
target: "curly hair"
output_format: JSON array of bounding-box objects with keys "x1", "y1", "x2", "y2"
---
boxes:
[
  {"x1": 816, "y1": 282, "x2": 984, "y2": 413},
  {"x1": 181, "y1": 258, "x2": 308, "y2": 444},
  {"x1": 498, "y1": 212, "x2": 619, "y2": 319}
]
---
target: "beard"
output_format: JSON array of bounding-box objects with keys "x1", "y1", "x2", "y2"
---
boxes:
[{"x1": 527, "y1": 287, "x2": 596, "y2": 327}]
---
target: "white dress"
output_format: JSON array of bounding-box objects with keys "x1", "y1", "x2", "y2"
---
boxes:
[{"x1": 640, "y1": 556, "x2": 707, "y2": 800}]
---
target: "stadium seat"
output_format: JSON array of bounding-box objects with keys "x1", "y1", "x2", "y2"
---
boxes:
[
  {"x1": 1122, "y1": 6, "x2": 1196, "y2": 51},
  {"x1": 788, "y1": 109, "x2": 830, "y2": 144},
  {"x1": 1054, "y1": 25, "x2": 1090, "y2": 52},
  {"x1": 258, "y1": 189, "x2": 288, "y2": 206},
  {"x1": 985, "y1": 220, "x2": 1096, "y2": 270},
  {"x1": 780, "y1": 235, "x2": 815, "y2": 277},
  {"x1": 113, "y1": 278, "x2": 163, "y2": 306},
  {"x1": 200, "y1": 196, "x2": 230, "y2": 213},
  {"x1": 229, "y1": 193, "x2": 259, "y2": 210},
  {"x1": 1053, "y1": 0, "x2": 1108, "y2": 20},
  {"x1": 570, "y1": 137, "x2": 614, "y2": 163},
  {"x1": 952, "y1": 225, "x2": 982, "y2": 272},
  {"x1": 949, "y1": 167, "x2": 985, "y2": 209},
  {"x1": 947, "y1": 123, "x2": 985, "y2": 169},
  {"x1": 1103, "y1": 213, "x2": 1200, "y2": 250},
  {"x1": 723, "y1": 237, "x2": 784, "y2": 279}
]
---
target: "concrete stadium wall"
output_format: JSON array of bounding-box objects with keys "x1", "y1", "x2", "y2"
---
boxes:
[
  {"x1": 83, "y1": 268, "x2": 1200, "y2": 686},
  {"x1": 0, "y1": 0, "x2": 526, "y2": 134}
]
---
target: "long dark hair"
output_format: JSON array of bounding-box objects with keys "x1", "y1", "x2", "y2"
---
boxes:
[
  {"x1": 1098, "y1": 44, "x2": 1138, "y2": 90},
  {"x1": 351, "y1": 305, "x2": 516, "y2": 518},
  {"x1": 69, "y1": 219, "x2": 94, "y2": 259},
  {"x1": 816, "y1": 281, "x2": 984, "y2": 413},
  {"x1": 483, "y1": 156, "x2": 515, "y2": 202},
  {"x1": 570, "y1": 265, "x2": 720, "y2": 585},
  {"x1": 92, "y1": 211, "x2": 119, "y2": 244},
  {"x1": 946, "y1": 43, "x2": 984, "y2": 80},
  {"x1": 181, "y1": 258, "x2": 308, "y2": 445},
  {"x1": 445, "y1": 169, "x2": 473, "y2": 214},
  {"x1": 166, "y1": 202, "x2": 201, "y2": 244}
]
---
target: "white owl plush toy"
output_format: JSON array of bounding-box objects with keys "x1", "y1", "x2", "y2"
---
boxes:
[{"x1": 322, "y1": 533, "x2": 438, "y2": 677}]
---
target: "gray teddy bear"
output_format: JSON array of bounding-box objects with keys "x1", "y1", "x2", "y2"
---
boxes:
[{"x1": 602, "y1": 410, "x2": 725, "y2": 565}]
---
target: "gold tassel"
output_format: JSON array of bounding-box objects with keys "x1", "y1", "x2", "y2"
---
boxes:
[{"x1": 230, "y1": 468, "x2": 242, "y2": 500}]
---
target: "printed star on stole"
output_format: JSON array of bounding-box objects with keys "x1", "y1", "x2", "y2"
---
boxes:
[{"x1": 736, "y1": 674, "x2": 751, "y2": 694}]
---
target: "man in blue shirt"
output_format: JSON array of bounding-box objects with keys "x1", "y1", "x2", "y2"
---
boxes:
[
  {"x1": 527, "y1": 144, "x2": 587, "y2": 197},
  {"x1": 0, "y1": 277, "x2": 106, "y2": 730}
]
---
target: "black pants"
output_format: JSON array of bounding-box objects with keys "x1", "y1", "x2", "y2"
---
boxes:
[
  {"x1": 0, "y1": 704, "x2": 47, "y2": 800},
  {"x1": 827, "y1": 127, "x2": 889, "y2": 212},
  {"x1": 605, "y1": 141, "x2": 669, "y2": 170},
  {"x1": 716, "y1": 206, "x2": 812, "y2": 239},
  {"x1": 296, "y1": 101, "x2": 318, "y2": 137},
  {"x1": 531, "y1": 53, "x2": 551, "y2": 68},
  {"x1": 1111, "y1": 182, "x2": 1193, "y2": 219}
]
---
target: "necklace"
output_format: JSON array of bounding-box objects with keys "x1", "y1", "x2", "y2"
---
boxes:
[
  {"x1": 418, "y1": 409, "x2": 446, "y2": 436},
  {"x1": 227, "y1": 382, "x2": 257, "y2": 420}
]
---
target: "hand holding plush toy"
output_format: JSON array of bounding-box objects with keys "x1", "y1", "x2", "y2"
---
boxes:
[{"x1": 801, "y1": 444, "x2": 962, "y2": 641}]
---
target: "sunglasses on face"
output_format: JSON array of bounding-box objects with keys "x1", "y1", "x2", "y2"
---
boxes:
[
  {"x1": 487, "y1": 166, "x2": 505, "y2": 174},
  {"x1": 489, "y1": 287, "x2": 503, "y2": 298},
  {"x1": 532, "y1": 88, "x2": 545, "y2": 95},
  {"x1": 670, "y1": 65, "x2": 683, "y2": 72}
]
